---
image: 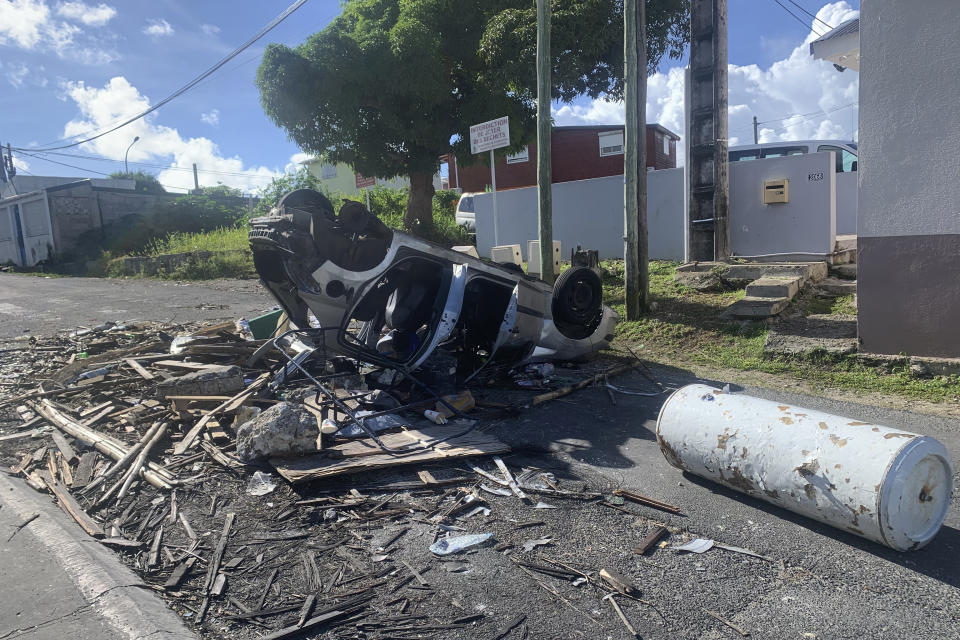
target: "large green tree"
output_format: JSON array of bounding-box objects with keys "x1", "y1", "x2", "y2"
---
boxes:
[{"x1": 257, "y1": 0, "x2": 688, "y2": 228}]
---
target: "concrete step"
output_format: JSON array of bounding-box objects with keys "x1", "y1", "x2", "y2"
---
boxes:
[
  {"x1": 726, "y1": 295, "x2": 792, "y2": 318},
  {"x1": 745, "y1": 276, "x2": 802, "y2": 299},
  {"x1": 675, "y1": 261, "x2": 828, "y2": 290},
  {"x1": 834, "y1": 235, "x2": 857, "y2": 253},
  {"x1": 817, "y1": 277, "x2": 857, "y2": 296},
  {"x1": 830, "y1": 263, "x2": 858, "y2": 280}
]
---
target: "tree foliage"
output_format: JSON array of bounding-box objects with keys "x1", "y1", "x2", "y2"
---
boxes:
[
  {"x1": 109, "y1": 170, "x2": 167, "y2": 194},
  {"x1": 256, "y1": 0, "x2": 688, "y2": 226},
  {"x1": 252, "y1": 166, "x2": 326, "y2": 217}
]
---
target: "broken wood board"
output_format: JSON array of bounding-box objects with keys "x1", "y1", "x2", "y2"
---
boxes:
[{"x1": 271, "y1": 426, "x2": 509, "y2": 484}]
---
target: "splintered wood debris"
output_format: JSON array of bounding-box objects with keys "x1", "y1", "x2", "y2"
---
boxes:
[{"x1": 0, "y1": 319, "x2": 729, "y2": 638}]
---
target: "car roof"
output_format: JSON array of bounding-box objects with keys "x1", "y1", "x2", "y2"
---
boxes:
[{"x1": 729, "y1": 140, "x2": 857, "y2": 152}]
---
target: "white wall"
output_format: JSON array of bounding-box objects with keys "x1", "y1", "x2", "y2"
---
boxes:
[
  {"x1": 475, "y1": 168, "x2": 685, "y2": 261},
  {"x1": 728, "y1": 152, "x2": 836, "y2": 258},
  {"x1": 0, "y1": 206, "x2": 18, "y2": 265},
  {"x1": 836, "y1": 171, "x2": 857, "y2": 236}
]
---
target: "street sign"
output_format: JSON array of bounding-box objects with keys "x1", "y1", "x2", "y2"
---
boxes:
[
  {"x1": 355, "y1": 174, "x2": 376, "y2": 189},
  {"x1": 469, "y1": 116, "x2": 510, "y2": 154}
]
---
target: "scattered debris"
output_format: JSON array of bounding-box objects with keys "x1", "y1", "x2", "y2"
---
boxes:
[
  {"x1": 246, "y1": 471, "x2": 278, "y2": 496},
  {"x1": 236, "y1": 401, "x2": 319, "y2": 462},
  {"x1": 429, "y1": 533, "x2": 495, "y2": 555},
  {"x1": 674, "y1": 538, "x2": 715, "y2": 554}
]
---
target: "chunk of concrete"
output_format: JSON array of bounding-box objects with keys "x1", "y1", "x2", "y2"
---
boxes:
[
  {"x1": 157, "y1": 365, "x2": 243, "y2": 397},
  {"x1": 726, "y1": 296, "x2": 791, "y2": 318},
  {"x1": 816, "y1": 277, "x2": 857, "y2": 296},
  {"x1": 745, "y1": 276, "x2": 801, "y2": 299},
  {"x1": 236, "y1": 401, "x2": 320, "y2": 462}
]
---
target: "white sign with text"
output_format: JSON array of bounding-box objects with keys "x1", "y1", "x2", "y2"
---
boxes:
[{"x1": 469, "y1": 116, "x2": 510, "y2": 154}]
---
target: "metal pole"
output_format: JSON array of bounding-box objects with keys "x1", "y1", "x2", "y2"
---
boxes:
[
  {"x1": 623, "y1": 0, "x2": 640, "y2": 320},
  {"x1": 536, "y1": 0, "x2": 554, "y2": 284},
  {"x1": 365, "y1": 186, "x2": 371, "y2": 210},
  {"x1": 490, "y1": 149, "x2": 499, "y2": 247},
  {"x1": 753, "y1": 115, "x2": 759, "y2": 144},
  {"x1": 124, "y1": 136, "x2": 140, "y2": 174},
  {"x1": 636, "y1": 0, "x2": 648, "y2": 311},
  {"x1": 192, "y1": 163, "x2": 200, "y2": 193}
]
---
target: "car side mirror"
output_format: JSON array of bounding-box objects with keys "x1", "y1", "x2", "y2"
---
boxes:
[{"x1": 851, "y1": 161, "x2": 858, "y2": 172}]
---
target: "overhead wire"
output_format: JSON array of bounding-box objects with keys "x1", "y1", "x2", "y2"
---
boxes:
[
  {"x1": 16, "y1": 150, "x2": 191, "y2": 192},
  {"x1": 785, "y1": 0, "x2": 835, "y2": 31},
  {"x1": 11, "y1": 0, "x2": 308, "y2": 153},
  {"x1": 771, "y1": 0, "x2": 825, "y2": 38}
]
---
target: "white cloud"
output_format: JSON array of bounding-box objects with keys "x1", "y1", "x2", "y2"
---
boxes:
[
  {"x1": 0, "y1": 0, "x2": 116, "y2": 63},
  {"x1": 56, "y1": 1, "x2": 115, "y2": 26},
  {"x1": 142, "y1": 18, "x2": 173, "y2": 38},
  {"x1": 60, "y1": 76, "x2": 282, "y2": 193},
  {"x1": 12, "y1": 156, "x2": 30, "y2": 173},
  {"x1": 554, "y1": 2, "x2": 861, "y2": 163},
  {"x1": 200, "y1": 23, "x2": 220, "y2": 36},
  {"x1": 284, "y1": 152, "x2": 313, "y2": 174},
  {"x1": 200, "y1": 109, "x2": 219, "y2": 127},
  {"x1": 3, "y1": 61, "x2": 30, "y2": 88}
]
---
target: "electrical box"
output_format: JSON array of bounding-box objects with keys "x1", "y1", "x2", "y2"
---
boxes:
[
  {"x1": 490, "y1": 244, "x2": 522, "y2": 266},
  {"x1": 527, "y1": 240, "x2": 562, "y2": 277},
  {"x1": 763, "y1": 179, "x2": 789, "y2": 204}
]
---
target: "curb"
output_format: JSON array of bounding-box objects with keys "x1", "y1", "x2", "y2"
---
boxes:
[{"x1": 0, "y1": 472, "x2": 195, "y2": 640}]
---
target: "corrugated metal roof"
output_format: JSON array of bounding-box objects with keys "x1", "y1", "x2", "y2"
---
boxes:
[{"x1": 809, "y1": 17, "x2": 859, "y2": 53}]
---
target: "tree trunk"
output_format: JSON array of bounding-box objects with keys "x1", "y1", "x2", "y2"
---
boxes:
[{"x1": 404, "y1": 171, "x2": 435, "y2": 229}]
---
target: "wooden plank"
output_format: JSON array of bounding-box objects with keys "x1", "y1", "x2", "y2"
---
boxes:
[
  {"x1": 153, "y1": 360, "x2": 223, "y2": 371},
  {"x1": 271, "y1": 426, "x2": 509, "y2": 484},
  {"x1": 50, "y1": 431, "x2": 78, "y2": 463},
  {"x1": 634, "y1": 525, "x2": 668, "y2": 555},
  {"x1": 46, "y1": 477, "x2": 105, "y2": 538},
  {"x1": 81, "y1": 404, "x2": 115, "y2": 427},
  {"x1": 199, "y1": 512, "x2": 235, "y2": 622},
  {"x1": 80, "y1": 401, "x2": 113, "y2": 418},
  {"x1": 71, "y1": 452, "x2": 99, "y2": 488},
  {"x1": 125, "y1": 358, "x2": 155, "y2": 380}
]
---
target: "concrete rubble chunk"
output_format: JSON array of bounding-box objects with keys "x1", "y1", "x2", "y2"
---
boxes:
[
  {"x1": 157, "y1": 365, "x2": 244, "y2": 397},
  {"x1": 235, "y1": 401, "x2": 320, "y2": 462}
]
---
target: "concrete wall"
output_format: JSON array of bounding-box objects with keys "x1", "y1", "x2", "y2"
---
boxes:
[
  {"x1": 835, "y1": 171, "x2": 857, "y2": 236},
  {"x1": 474, "y1": 168, "x2": 685, "y2": 261},
  {"x1": 0, "y1": 205, "x2": 18, "y2": 264},
  {"x1": 728, "y1": 152, "x2": 836, "y2": 259},
  {"x1": 857, "y1": 0, "x2": 960, "y2": 357}
]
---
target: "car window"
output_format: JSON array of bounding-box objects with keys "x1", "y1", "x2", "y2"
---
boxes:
[
  {"x1": 458, "y1": 196, "x2": 474, "y2": 214},
  {"x1": 729, "y1": 149, "x2": 760, "y2": 162},
  {"x1": 817, "y1": 145, "x2": 858, "y2": 172},
  {"x1": 762, "y1": 146, "x2": 806, "y2": 158}
]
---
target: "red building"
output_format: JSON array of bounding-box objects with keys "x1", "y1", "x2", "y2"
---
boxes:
[{"x1": 446, "y1": 124, "x2": 679, "y2": 193}]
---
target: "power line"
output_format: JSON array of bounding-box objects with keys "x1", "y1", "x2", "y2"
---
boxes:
[
  {"x1": 12, "y1": 0, "x2": 308, "y2": 153},
  {"x1": 771, "y1": 0, "x2": 825, "y2": 38},
  {"x1": 16, "y1": 150, "x2": 190, "y2": 192},
  {"x1": 785, "y1": 0, "x2": 834, "y2": 31},
  {"x1": 766, "y1": 102, "x2": 858, "y2": 135},
  {"x1": 32, "y1": 149, "x2": 280, "y2": 179}
]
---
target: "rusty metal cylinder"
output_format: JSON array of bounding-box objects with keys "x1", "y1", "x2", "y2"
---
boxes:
[{"x1": 656, "y1": 384, "x2": 953, "y2": 551}]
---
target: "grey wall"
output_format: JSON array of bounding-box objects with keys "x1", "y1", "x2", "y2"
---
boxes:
[
  {"x1": 835, "y1": 171, "x2": 857, "y2": 236},
  {"x1": 475, "y1": 168, "x2": 684, "y2": 261},
  {"x1": 857, "y1": 0, "x2": 960, "y2": 357},
  {"x1": 728, "y1": 151, "x2": 836, "y2": 259}
]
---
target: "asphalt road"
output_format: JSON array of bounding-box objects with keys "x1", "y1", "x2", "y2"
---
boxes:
[
  {"x1": 494, "y1": 364, "x2": 960, "y2": 639},
  {"x1": 1, "y1": 273, "x2": 958, "y2": 638},
  {"x1": 0, "y1": 274, "x2": 273, "y2": 339}
]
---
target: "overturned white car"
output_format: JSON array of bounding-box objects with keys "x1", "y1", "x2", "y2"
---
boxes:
[{"x1": 249, "y1": 189, "x2": 617, "y2": 379}]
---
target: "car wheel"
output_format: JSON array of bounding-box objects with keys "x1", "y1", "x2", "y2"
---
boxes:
[{"x1": 552, "y1": 266, "x2": 602, "y2": 326}]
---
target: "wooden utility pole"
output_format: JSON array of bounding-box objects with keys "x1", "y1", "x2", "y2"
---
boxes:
[
  {"x1": 624, "y1": 0, "x2": 646, "y2": 319},
  {"x1": 636, "y1": 0, "x2": 648, "y2": 311},
  {"x1": 536, "y1": 0, "x2": 554, "y2": 284},
  {"x1": 753, "y1": 115, "x2": 759, "y2": 144},
  {"x1": 192, "y1": 163, "x2": 201, "y2": 193},
  {"x1": 687, "y1": 0, "x2": 729, "y2": 262}
]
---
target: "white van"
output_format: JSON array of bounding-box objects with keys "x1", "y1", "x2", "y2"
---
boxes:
[
  {"x1": 728, "y1": 140, "x2": 858, "y2": 173},
  {"x1": 454, "y1": 192, "x2": 482, "y2": 230}
]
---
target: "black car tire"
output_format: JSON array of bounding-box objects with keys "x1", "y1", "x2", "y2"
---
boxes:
[{"x1": 552, "y1": 266, "x2": 602, "y2": 326}]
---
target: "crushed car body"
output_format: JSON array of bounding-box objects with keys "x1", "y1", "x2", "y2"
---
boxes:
[{"x1": 249, "y1": 189, "x2": 618, "y2": 379}]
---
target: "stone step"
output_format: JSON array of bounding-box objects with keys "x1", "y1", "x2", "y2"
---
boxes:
[
  {"x1": 817, "y1": 277, "x2": 857, "y2": 296},
  {"x1": 675, "y1": 261, "x2": 828, "y2": 290},
  {"x1": 745, "y1": 276, "x2": 802, "y2": 299},
  {"x1": 726, "y1": 295, "x2": 792, "y2": 318},
  {"x1": 830, "y1": 263, "x2": 858, "y2": 280}
]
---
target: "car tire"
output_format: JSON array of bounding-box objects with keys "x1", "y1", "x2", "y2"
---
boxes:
[{"x1": 552, "y1": 266, "x2": 602, "y2": 326}]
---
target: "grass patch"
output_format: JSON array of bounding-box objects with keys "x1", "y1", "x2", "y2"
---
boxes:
[
  {"x1": 141, "y1": 227, "x2": 250, "y2": 256},
  {"x1": 605, "y1": 260, "x2": 960, "y2": 404}
]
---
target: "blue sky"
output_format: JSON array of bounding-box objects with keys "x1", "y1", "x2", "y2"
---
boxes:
[{"x1": 0, "y1": 0, "x2": 859, "y2": 193}]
